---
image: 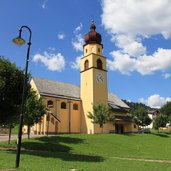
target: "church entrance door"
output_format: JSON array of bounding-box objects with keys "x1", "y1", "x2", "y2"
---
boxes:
[{"x1": 115, "y1": 124, "x2": 124, "y2": 134}]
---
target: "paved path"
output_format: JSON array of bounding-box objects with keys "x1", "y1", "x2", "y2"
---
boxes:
[
  {"x1": 111, "y1": 156, "x2": 171, "y2": 164},
  {"x1": 0, "y1": 134, "x2": 44, "y2": 142}
]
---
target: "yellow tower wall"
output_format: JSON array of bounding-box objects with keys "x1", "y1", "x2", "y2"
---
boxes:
[
  {"x1": 81, "y1": 43, "x2": 108, "y2": 134},
  {"x1": 81, "y1": 69, "x2": 94, "y2": 134}
]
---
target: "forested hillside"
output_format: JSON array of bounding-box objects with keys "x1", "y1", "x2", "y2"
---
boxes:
[{"x1": 123, "y1": 100, "x2": 151, "y2": 113}]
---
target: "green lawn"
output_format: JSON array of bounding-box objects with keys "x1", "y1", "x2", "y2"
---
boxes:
[
  {"x1": 11, "y1": 125, "x2": 19, "y2": 135},
  {"x1": 0, "y1": 133, "x2": 171, "y2": 171}
]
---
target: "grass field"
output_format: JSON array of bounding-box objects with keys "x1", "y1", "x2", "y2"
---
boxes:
[{"x1": 0, "y1": 133, "x2": 171, "y2": 171}]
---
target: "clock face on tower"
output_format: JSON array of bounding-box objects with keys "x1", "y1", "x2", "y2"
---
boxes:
[{"x1": 96, "y1": 73, "x2": 104, "y2": 83}]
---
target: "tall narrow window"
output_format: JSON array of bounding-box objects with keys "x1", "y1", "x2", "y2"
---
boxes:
[
  {"x1": 84, "y1": 60, "x2": 89, "y2": 70},
  {"x1": 97, "y1": 59, "x2": 103, "y2": 69},
  {"x1": 47, "y1": 100, "x2": 53, "y2": 108},
  {"x1": 61, "y1": 102, "x2": 66, "y2": 109},
  {"x1": 51, "y1": 118, "x2": 54, "y2": 124}
]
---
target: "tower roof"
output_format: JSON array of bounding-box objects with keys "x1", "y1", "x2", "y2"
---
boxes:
[{"x1": 84, "y1": 20, "x2": 102, "y2": 46}]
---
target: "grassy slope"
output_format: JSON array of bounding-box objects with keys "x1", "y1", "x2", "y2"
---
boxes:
[{"x1": 0, "y1": 133, "x2": 171, "y2": 171}]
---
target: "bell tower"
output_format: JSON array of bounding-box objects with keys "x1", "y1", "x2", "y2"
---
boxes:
[{"x1": 80, "y1": 21, "x2": 108, "y2": 134}]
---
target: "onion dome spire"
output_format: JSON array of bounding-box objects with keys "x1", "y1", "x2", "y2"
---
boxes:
[{"x1": 84, "y1": 20, "x2": 102, "y2": 46}]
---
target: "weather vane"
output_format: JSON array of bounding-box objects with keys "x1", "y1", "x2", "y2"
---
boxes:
[{"x1": 91, "y1": 15, "x2": 94, "y2": 24}]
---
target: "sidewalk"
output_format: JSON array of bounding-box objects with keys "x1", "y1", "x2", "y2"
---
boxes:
[{"x1": 0, "y1": 134, "x2": 45, "y2": 142}]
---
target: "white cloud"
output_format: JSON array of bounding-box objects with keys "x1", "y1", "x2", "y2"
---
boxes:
[
  {"x1": 112, "y1": 34, "x2": 146, "y2": 57},
  {"x1": 72, "y1": 34, "x2": 84, "y2": 52},
  {"x1": 101, "y1": 0, "x2": 171, "y2": 38},
  {"x1": 32, "y1": 51, "x2": 65, "y2": 71},
  {"x1": 70, "y1": 55, "x2": 82, "y2": 70},
  {"x1": 139, "y1": 94, "x2": 171, "y2": 108},
  {"x1": 41, "y1": 0, "x2": 48, "y2": 9},
  {"x1": 162, "y1": 73, "x2": 171, "y2": 79},
  {"x1": 72, "y1": 23, "x2": 84, "y2": 52},
  {"x1": 107, "y1": 51, "x2": 137, "y2": 75},
  {"x1": 74, "y1": 23, "x2": 83, "y2": 34},
  {"x1": 107, "y1": 48, "x2": 171, "y2": 75},
  {"x1": 102, "y1": 0, "x2": 171, "y2": 75},
  {"x1": 48, "y1": 47, "x2": 56, "y2": 51},
  {"x1": 57, "y1": 33, "x2": 65, "y2": 40}
]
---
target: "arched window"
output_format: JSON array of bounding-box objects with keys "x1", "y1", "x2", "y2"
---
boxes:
[
  {"x1": 84, "y1": 60, "x2": 89, "y2": 70},
  {"x1": 97, "y1": 59, "x2": 103, "y2": 69},
  {"x1": 73, "y1": 103, "x2": 78, "y2": 110},
  {"x1": 51, "y1": 117, "x2": 54, "y2": 124},
  {"x1": 47, "y1": 100, "x2": 53, "y2": 108},
  {"x1": 47, "y1": 114, "x2": 50, "y2": 121},
  {"x1": 61, "y1": 102, "x2": 66, "y2": 109}
]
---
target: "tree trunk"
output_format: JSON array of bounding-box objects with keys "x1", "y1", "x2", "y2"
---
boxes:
[
  {"x1": 27, "y1": 125, "x2": 30, "y2": 139},
  {"x1": 100, "y1": 125, "x2": 103, "y2": 133},
  {"x1": 8, "y1": 125, "x2": 12, "y2": 144}
]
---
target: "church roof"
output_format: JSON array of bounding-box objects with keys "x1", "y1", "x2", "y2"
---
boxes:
[
  {"x1": 32, "y1": 77, "x2": 130, "y2": 109},
  {"x1": 32, "y1": 77, "x2": 80, "y2": 100}
]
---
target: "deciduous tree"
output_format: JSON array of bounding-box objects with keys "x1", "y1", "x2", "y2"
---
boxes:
[
  {"x1": 23, "y1": 89, "x2": 45, "y2": 139},
  {"x1": 132, "y1": 106, "x2": 152, "y2": 128},
  {"x1": 0, "y1": 56, "x2": 24, "y2": 126},
  {"x1": 153, "y1": 113, "x2": 168, "y2": 130},
  {"x1": 87, "y1": 104, "x2": 112, "y2": 133},
  {"x1": 160, "y1": 101, "x2": 171, "y2": 124}
]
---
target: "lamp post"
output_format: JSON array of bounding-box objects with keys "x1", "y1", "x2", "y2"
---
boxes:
[{"x1": 12, "y1": 26, "x2": 32, "y2": 168}]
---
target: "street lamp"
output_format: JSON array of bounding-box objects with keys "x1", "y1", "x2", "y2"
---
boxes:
[{"x1": 12, "y1": 26, "x2": 32, "y2": 168}]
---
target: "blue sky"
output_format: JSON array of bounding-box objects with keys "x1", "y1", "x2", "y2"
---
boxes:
[{"x1": 0, "y1": 0, "x2": 171, "y2": 108}]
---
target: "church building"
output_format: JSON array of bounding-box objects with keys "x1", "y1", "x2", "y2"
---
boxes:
[{"x1": 29, "y1": 21, "x2": 138, "y2": 134}]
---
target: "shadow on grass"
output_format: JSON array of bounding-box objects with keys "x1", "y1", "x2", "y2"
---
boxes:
[
  {"x1": 121, "y1": 133, "x2": 136, "y2": 136},
  {"x1": 8, "y1": 135, "x2": 104, "y2": 162},
  {"x1": 151, "y1": 133, "x2": 169, "y2": 138},
  {"x1": 162, "y1": 131, "x2": 171, "y2": 135},
  {"x1": 21, "y1": 149, "x2": 104, "y2": 162},
  {"x1": 22, "y1": 136, "x2": 83, "y2": 153}
]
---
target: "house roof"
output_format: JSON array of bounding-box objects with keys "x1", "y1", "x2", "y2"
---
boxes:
[
  {"x1": 32, "y1": 77, "x2": 130, "y2": 109},
  {"x1": 148, "y1": 109, "x2": 159, "y2": 114},
  {"x1": 109, "y1": 103, "x2": 129, "y2": 112},
  {"x1": 108, "y1": 93, "x2": 130, "y2": 109},
  {"x1": 114, "y1": 115, "x2": 132, "y2": 122}
]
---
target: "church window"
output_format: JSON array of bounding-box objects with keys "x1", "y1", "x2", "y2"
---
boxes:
[
  {"x1": 73, "y1": 103, "x2": 78, "y2": 110},
  {"x1": 98, "y1": 48, "x2": 100, "y2": 53},
  {"x1": 97, "y1": 59, "x2": 103, "y2": 69},
  {"x1": 85, "y1": 49, "x2": 88, "y2": 53},
  {"x1": 51, "y1": 117, "x2": 54, "y2": 124},
  {"x1": 84, "y1": 60, "x2": 89, "y2": 70},
  {"x1": 61, "y1": 102, "x2": 67, "y2": 109},
  {"x1": 47, "y1": 100, "x2": 53, "y2": 108},
  {"x1": 47, "y1": 114, "x2": 50, "y2": 121}
]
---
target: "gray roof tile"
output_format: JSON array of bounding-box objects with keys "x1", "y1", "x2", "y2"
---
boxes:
[
  {"x1": 33, "y1": 77, "x2": 80, "y2": 99},
  {"x1": 32, "y1": 77, "x2": 129, "y2": 109}
]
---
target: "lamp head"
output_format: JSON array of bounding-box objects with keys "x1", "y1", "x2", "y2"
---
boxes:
[
  {"x1": 12, "y1": 36, "x2": 25, "y2": 45},
  {"x1": 12, "y1": 28, "x2": 26, "y2": 45}
]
